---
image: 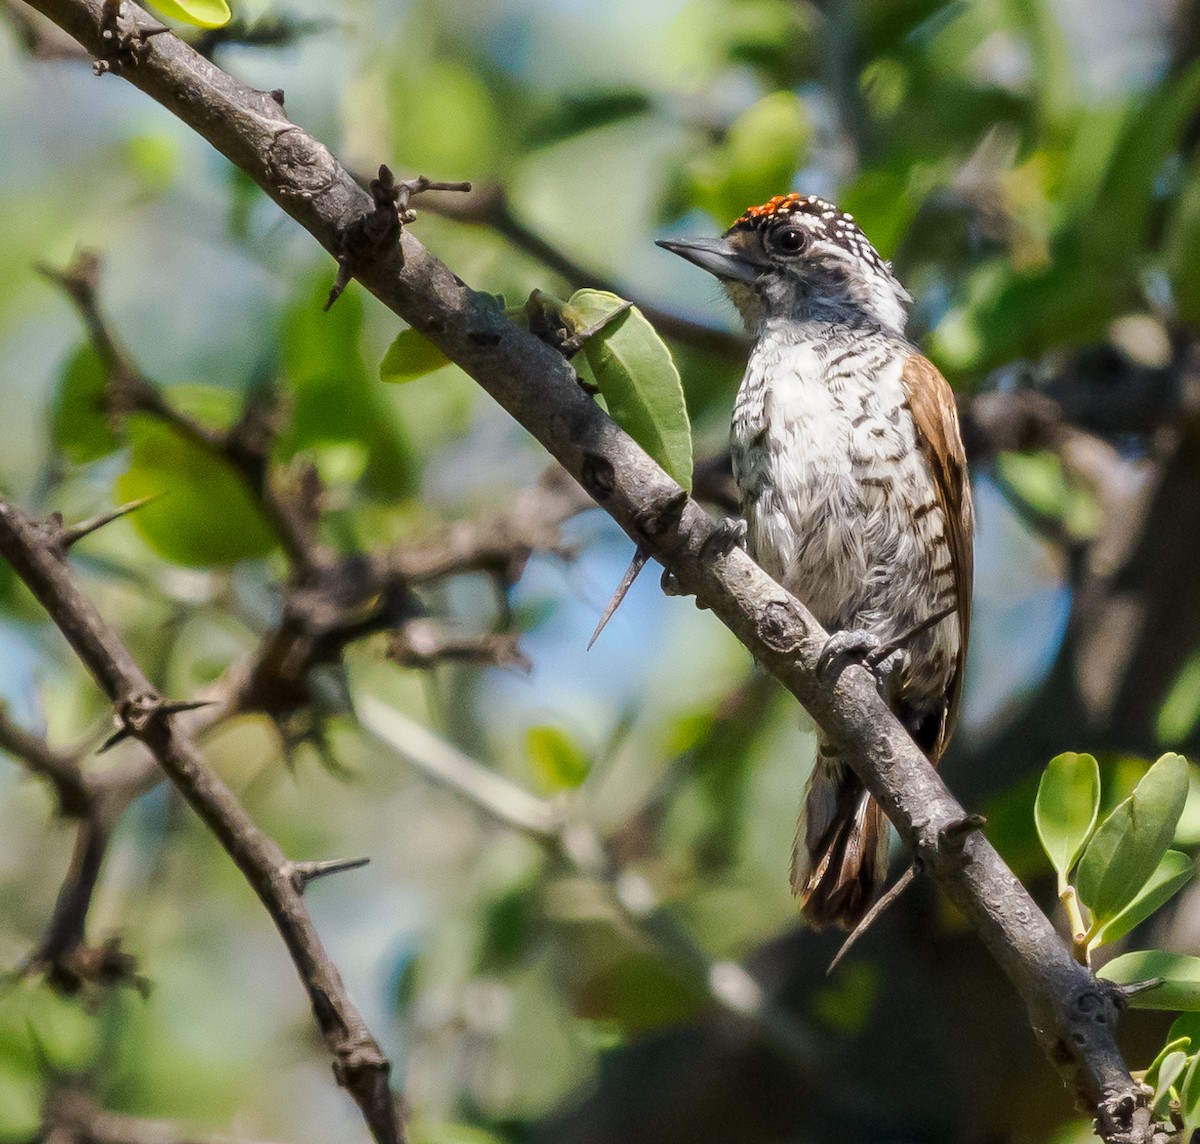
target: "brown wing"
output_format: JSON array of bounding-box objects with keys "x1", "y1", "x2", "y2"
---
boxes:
[{"x1": 901, "y1": 353, "x2": 974, "y2": 761}]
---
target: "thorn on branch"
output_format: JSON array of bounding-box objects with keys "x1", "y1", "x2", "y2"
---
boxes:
[
  {"x1": 1106, "y1": 977, "x2": 1166, "y2": 1008},
  {"x1": 59, "y1": 496, "x2": 158, "y2": 550},
  {"x1": 938, "y1": 812, "x2": 987, "y2": 855},
  {"x1": 827, "y1": 859, "x2": 922, "y2": 975},
  {"x1": 93, "y1": 0, "x2": 170, "y2": 75},
  {"x1": 589, "y1": 546, "x2": 649, "y2": 650},
  {"x1": 98, "y1": 696, "x2": 214, "y2": 753},
  {"x1": 325, "y1": 166, "x2": 471, "y2": 310},
  {"x1": 287, "y1": 855, "x2": 371, "y2": 892}
]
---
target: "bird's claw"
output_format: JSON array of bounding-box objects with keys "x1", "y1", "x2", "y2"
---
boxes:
[
  {"x1": 817, "y1": 629, "x2": 907, "y2": 698},
  {"x1": 704, "y1": 516, "x2": 747, "y2": 559}
]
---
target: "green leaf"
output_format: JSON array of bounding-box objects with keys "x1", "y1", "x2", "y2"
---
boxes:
[
  {"x1": 567, "y1": 290, "x2": 693, "y2": 491},
  {"x1": 0, "y1": 1070, "x2": 42, "y2": 1141},
  {"x1": 812, "y1": 961, "x2": 879, "y2": 1034},
  {"x1": 1098, "y1": 951, "x2": 1200, "y2": 1010},
  {"x1": 1182, "y1": 1049, "x2": 1200, "y2": 1140},
  {"x1": 282, "y1": 273, "x2": 418, "y2": 500},
  {"x1": 1034, "y1": 751, "x2": 1100, "y2": 890},
  {"x1": 524, "y1": 90, "x2": 653, "y2": 149},
  {"x1": 143, "y1": 0, "x2": 230, "y2": 28},
  {"x1": 1088, "y1": 850, "x2": 1195, "y2": 951},
  {"x1": 114, "y1": 388, "x2": 277, "y2": 567},
  {"x1": 379, "y1": 328, "x2": 452, "y2": 384},
  {"x1": 1166, "y1": 158, "x2": 1200, "y2": 325},
  {"x1": 1146, "y1": 1035, "x2": 1192, "y2": 1084},
  {"x1": 1158, "y1": 648, "x2": 1200, "y2": 747},
  {"x1": 573, "y1": 944, "x2": 705, "y2": 1032},
  {"x1": 1171, "y1": 1011, "x2": 1200, "y2": 1046},
  {"x1": 51, "y1": 343, "x2": 120, "y2": 464},
  {"x1": 527, "y1": 725, "x2": 591, "y2": 792},
  {"x1": 1153, "y1": 1049, "x2": 1189, "y2": 1114},
  {"x1": 414, "y1": 1124, "x2": 507, "y2": 1144},
  {"x1": 1075, "y1": 753, "x2": 1190, "y2": 924}
]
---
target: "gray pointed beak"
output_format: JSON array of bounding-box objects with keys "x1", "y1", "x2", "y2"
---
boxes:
[{"x1": 656, "y1": 237, "x2": 761, "y2": 285}]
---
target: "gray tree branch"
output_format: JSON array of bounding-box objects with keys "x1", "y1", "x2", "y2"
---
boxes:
[
  {"x1": 0, "y1": 502, "x2": 405, "y2": 1144},
  {"x1": 10, "y1": 0, "x2": 1159, "y2": 1138}
]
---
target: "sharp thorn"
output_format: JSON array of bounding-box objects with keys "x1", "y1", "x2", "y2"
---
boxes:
[
  {"x1": 158, "y1": 699, "x2": 216, "y2": 717},
  {"x1": 61, "y1": 496, "x2": 159, "y2": 549},
  {"x1": 1111, "y1": 977, "x2": 1166, "y2": 1002},
  {"x1": 97, "y1": 726, "x2": 131, "y2": 754},
  {"x1": 290, "y1": 855, "x2": 371, "y2": 890},
  {"x1": 865, "y1": 605, "x2": 957, "y2": 667},
  {"x1": 827, "y1": 860, "x2": 922, "y2": 976},
  {"x1": 588, "y1": 547, "x2": 650, "y2": 650}
]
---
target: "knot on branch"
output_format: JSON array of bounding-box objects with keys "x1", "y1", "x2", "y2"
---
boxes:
[
  {"x1": 580, "y1": 452, "x2": 615, "y2": 500},
  {"x1": 93, "y1": 0, "x2": 170, "y2": 75},
  {"x1": 35, "y1": 935, "x2": 148, "y2": 998},
  {"x1": 760, "y1": 598, "x2": 807, "y2": 654},
  {"x1": 937, "y1": 813, "x2": 987, "y2": 858},
  {"x1": 633, "y1": 488, "x2": 689, "y2": 540},
  {"x1": 332, "y1": 1035, "x2": 399, "y2": 1144},
  {"x1": 325, "y1": 167, "x2": 471, "y2": 310}
]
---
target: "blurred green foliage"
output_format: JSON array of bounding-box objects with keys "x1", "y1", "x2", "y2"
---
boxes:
[{"x1": 2, "y1": 0, "x2": 1200, "y2": 1141}]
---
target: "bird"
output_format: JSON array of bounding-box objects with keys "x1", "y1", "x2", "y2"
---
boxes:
[{"x1": 658, "y1": 193, "x2": 973, "y2": 929}]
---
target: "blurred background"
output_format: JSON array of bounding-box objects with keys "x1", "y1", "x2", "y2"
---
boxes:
[{"x1": 2, "y1": 0, "x2": 1200, "y2": 1140}]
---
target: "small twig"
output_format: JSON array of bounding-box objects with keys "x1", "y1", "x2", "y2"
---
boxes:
[
  {"x1": 388, "y1": 623, "x2": 531, "y2": 672},
  {"x1": 0, "y1": 706, "x2": 90, "y2": 816},
  {"x1": 1062, "y1": 885, "x2": 1091, "y2": 965},
  {"x1": 190, "y1": 10, "x2": 330, "y2": 57},
  {"x1": 356, "y1": 693, "x2": 560, "y2": 838},
  {"x1": 383, "y1": 465, "x2": 587, "y2": 586},
  {"x1": 43, "y1": 1087, "x2": 290, "y2": 1144}
]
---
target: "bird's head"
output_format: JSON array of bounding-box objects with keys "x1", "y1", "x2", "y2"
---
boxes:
[{"x1": 658, "y1": 193, "x2": 911, "y2": 337}]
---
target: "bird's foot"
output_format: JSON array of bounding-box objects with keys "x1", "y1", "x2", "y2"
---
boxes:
[
  {"x1": 816, "y1": 629, "x2": 907, "y2": 698},
  {"x1": 703, "y1": 516, "x2": 747, "y2": 559}
]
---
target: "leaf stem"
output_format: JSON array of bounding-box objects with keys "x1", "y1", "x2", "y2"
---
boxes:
[{"x1": 1062, "y1": 884, "x2": 1091, "y2": 965}]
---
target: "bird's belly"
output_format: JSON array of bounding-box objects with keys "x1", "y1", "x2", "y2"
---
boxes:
[{"x1": 732, "y1": 359, "x2": 959, "y2": 702}]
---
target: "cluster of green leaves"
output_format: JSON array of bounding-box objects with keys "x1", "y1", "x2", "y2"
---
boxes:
[
  {"x1": 1035, "y1": 751, "x2": 1195, "y2": 968},
  {"x1": 49, "y1": 274, "x2": 418, "y2": 569},
  {"x1": 1126, "y1": 1012, "x2": 1200, "y2": 1137}
]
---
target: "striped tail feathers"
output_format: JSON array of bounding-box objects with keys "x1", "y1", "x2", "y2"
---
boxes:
[{"x1": 791, "y1": 753, "x2": 889, "y2": 929}]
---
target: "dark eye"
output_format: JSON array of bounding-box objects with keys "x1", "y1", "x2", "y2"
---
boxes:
[{"x1": 772, "y1": 226, "x2": 807, "y2": 255}]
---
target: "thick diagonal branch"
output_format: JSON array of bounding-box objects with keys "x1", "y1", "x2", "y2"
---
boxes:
[{"x1": 13, "y1": 0, "x2": 1151, "y2": 1137}]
